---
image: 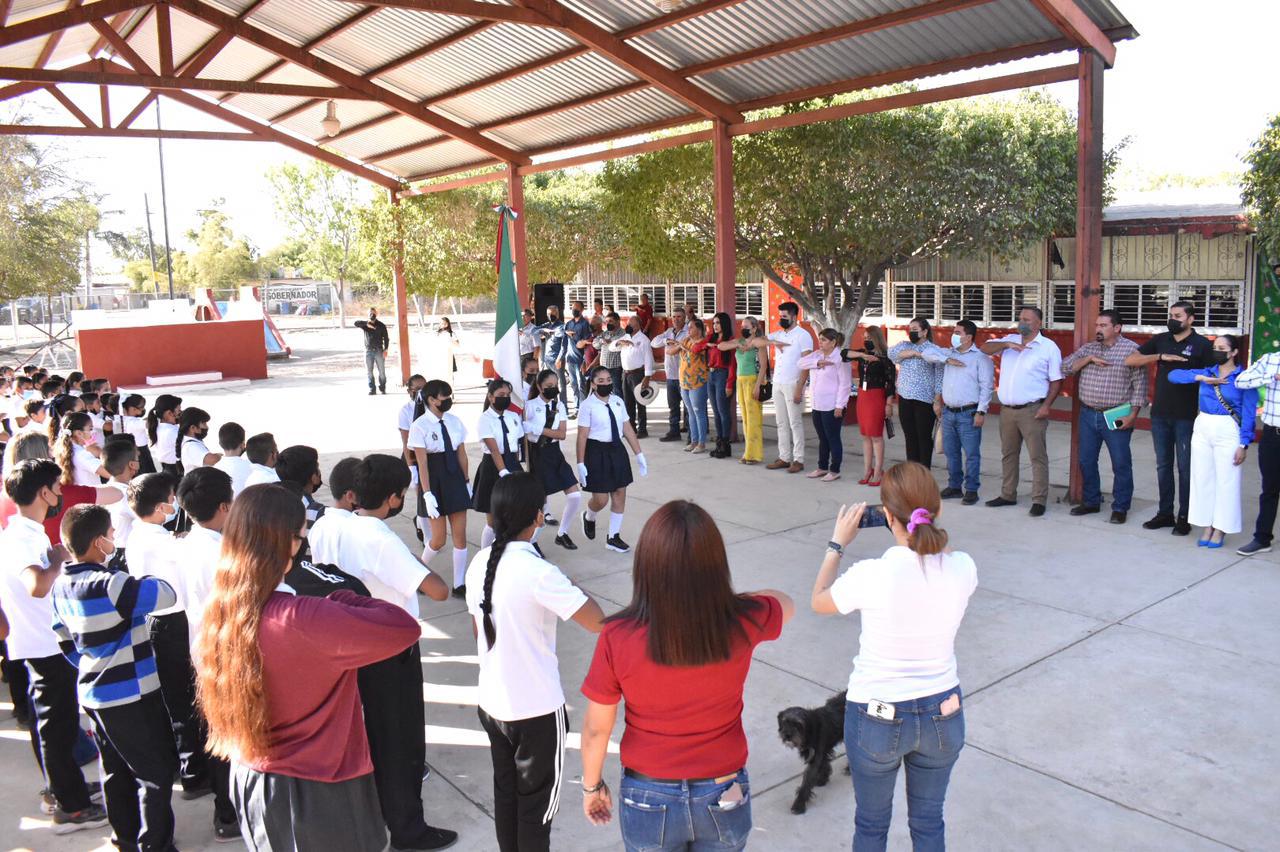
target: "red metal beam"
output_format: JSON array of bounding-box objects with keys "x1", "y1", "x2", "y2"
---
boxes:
[
  {"x1": 330, "y1": 0, "x2": 554, "y2": 26},
  {"x1": 1030, "y1": 0, "x2": 1116, "y2": 67},
  {"x1": 396, "y1": 167, "x2": 509, "y2": 198},
  {"x1": 45, "y1": 84, "x2": 97, "y2": 127},
  {"x1": 175, "y1": 28, "x2": 230, "y2": 76},
  {"x1": 0, "y1": 58, "x2": 96, "y2": 103},
  {"x1": 99, "y1": 83, "x2": 110, "y2": 125},
  {"x1": 0, "y1": 123, "x2": 261, "y2": 140},
  {"x1": 523, "y1": 126, "x2": 712, "y2": 174},
  {"x1": 86, "y1": 8, "x2": 133, "y2": 58},
  {"x1": 0, "y1": 0, "x2": 12, "y2": 26},
  {"x1": 91, "y1": 17, "x2": 155, "y2": 72},
  {"x1": 317, "y1": 110, "x2": 397, "y2": 142},
  {"x1": 170, "y1": 0, "x2": 527, "y2": 163},
  {"x1": 155, "y1": 1, "x2": 174, "y2": 76},
  {"x1": 34, "y1": 0, "x2": 84, "y2": 70},
  {"x1": 624, "y1": 0, "x2": 749, "y2": 37},
  {"x1": 0, "y1": 66, "x2": 376, "y2": 99},
  {"x1": 0, "y1": 0, "x2": 149, "y2": 50},
  {"x1": 514, "y1": 0, "x2": 742, "y2": 123},
  {"x1": 115, "y1": 91, "x2": 155, "y2": 128},
  {"x1": 389, "y1": 189, "x2": 411, "y2": 384},
  {"x1": 712, "y1": 119, "x2": 736, "y2": 321}
]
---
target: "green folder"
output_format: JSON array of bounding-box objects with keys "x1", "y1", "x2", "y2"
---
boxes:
[{"x1": 1103, "y1": 403, "x2": 1132, "y2": 430}]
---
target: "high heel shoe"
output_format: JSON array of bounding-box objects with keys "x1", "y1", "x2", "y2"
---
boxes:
[
  {"x1": 867, "y1": 473, "x2": 883, "y2": 487},
  {"x1": 857, "y1": 471, "x2": 873, "y2": 485}
]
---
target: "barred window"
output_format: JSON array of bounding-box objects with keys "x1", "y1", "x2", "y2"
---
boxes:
[
  {"x1": 1173, "y1": 281, "x2": 1243, "y2": 331},
  {"x1": 735, "y1": 284, "x2": 764, "y2": 317},
  {"x1": 893, "y1": 284, "x2": 936, "y2": 320},
  {"x1": 939, "y1": 284, "x2": 985, "y2": 323},
  {"x1": 990, "y1": 284, "x2": 1040, "y2": 324},
  {"x1": 1048, "y1": 281, "x2": 1075, "y2": 327},
  {"x1": 641, "y1": 285, "x2": 667, "y2": 314},
  {"x1": 1108, "y1": 281, "x2": 1171, "y2": 327}
]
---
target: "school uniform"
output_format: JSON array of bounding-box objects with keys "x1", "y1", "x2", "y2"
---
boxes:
[
  {"x1": 71, "y1": 443, "x2": 101, "y2": 487},
  {"x1": 104, "y1": 480, "x2": 135, "y2": 573},
  {"x1": 309, "y1": 507, "x2": 353, "y2": 567},
  {"x1": 180, "y1": 436, "x2": 213, "y2": 472},
  {"x1": 473, "y1": 407, "x2": 525, "y2": 513},
  {"x1": 522, "y1": 396, "x2": 578, "y2": 495},
  {"x1": 577, "y1": 392, "x2": 633, "y2": 494},
  {"x1": 407, "y1": 410, "x2": 470, "y2": 517},
  {"x1": 115, "y1": 415, "x2": 154, "y2": 473},
  {"x1": 152, "y1": 422, "x2": 180, "y2": 477},
  {"x1": 213, "y1": 455, "x2": 253, "y2": 497},
  {"x1": 88, "y1": 411, "x2": 106, "y2": 446},
  {"x1": 465, "y1": 542, "x2": 586, "y2": 852},
  {"x1": 244, "y1": 464, "x2": 280, "y2": 487}
]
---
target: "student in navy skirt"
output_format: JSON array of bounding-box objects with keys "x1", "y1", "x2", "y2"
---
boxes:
[
  {"x1": 408, "y1": 379, "x2": 472, "y2": 597},
  {"x1": 473, "y1": 379, "x2": 526, "y2": 551},
  {"x1": 575, "y1": 366, "x2": 648, "y2": 554},
  {"x1": 524, "y1": 369, "x2": 583, "y2": 551}
]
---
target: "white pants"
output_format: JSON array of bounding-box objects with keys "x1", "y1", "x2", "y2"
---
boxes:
[
  {"x1": 1188, "y1": 412, "x2": 1243, "y2": 533},
  {"x1": 772, "y1": 381, "x2": 806, "y2": 463}
]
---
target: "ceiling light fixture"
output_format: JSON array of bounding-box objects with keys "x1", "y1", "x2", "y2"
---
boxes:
[{"x1": 321, "y1": 100, "x2": 341, "y2": 137}]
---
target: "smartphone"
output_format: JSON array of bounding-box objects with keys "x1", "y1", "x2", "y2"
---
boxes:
[{"x1": 858, "y1": 505, "x2": 889, "y2": 529}]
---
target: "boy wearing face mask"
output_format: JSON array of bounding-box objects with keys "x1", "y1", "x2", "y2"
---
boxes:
[
  {"x1": 538, "y1": 305, "x2": 568, "y2": 402},
  {"x1": 51, "y1": 504, "x2": 179, "y2": 852},
  {"x1": 562, "y1": 301, "x2": 592, "y2": 412}
]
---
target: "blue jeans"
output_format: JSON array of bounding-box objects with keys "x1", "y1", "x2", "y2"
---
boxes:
[
  {"x1": 565, "y1": 358, "x2": 584, "y2": 409},
  {"x1": 619, "y1": 769, "x2": 751, "y2": 852},
  {"x1": 941, "y1": 408, "x2": 982, "y2": 493},
  {"x1": 847, "y1": 688, "x2": 964, "y2": 852},
  {"x1": 1078, "y1": 407, "x2": 1134, "y2": 511},
  {"x1": 812, "y1": 409, "x2": 844, "y2": 473},
  {"x1": 709, "y1": 368, "x2": 731, "y2": 440},
  {"x1": 682, "y1": 385, "x2": 709, "y2": 444},
  {"x1": 1151, "y1": 416, "x2": 1194, "y2": 518},
  {"x1": 365, "y1": 348, "x2": 386, "y2": 390},
  {"x1": 543, "y1": 357, "x2": 567, "y2": 402}
]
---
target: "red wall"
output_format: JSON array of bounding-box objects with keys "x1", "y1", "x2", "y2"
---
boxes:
[{"x1": 77, "y1": 319, "x2": 268, "y2": 387}]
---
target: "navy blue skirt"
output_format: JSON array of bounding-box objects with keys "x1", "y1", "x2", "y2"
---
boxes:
[
  {"x1": 472, "y1": 452, "x2": 522, "y2": 513},
  {"x1": 530, "y1": 440, "x2": 579, "y2": 495},
  {"x1": 584, "y1": 439, "x2": 632, "y2": 494},
  {"x1": 420, "y1": 451, "x2": 470, "y2": 517}
]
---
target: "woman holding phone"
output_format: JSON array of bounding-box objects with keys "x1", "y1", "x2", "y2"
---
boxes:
[{"x1": 810, "y1": 461, "x2": 977, "y2": 851}]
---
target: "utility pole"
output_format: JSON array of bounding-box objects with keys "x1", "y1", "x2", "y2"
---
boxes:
[
  {"x1": 144, "y1": 194, "x2": 160, "y2": 297},
  {"x1": 84, "y1": 229, "x2": 92, "y2": 307},
  {"x1": 156, "y1": 99, "x2": 175, "y2": 300}
]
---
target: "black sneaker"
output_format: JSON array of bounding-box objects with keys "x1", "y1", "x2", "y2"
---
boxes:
[
  {"x1": 606, "y1": 534, "x2": 630, "y2": 553},
  {"x1": 1069, "y1": 504, "x2": 1100, "y2": 516},
  {"x1": 1236, "y1": 539, "x2": 1272, "y2": 556},
  {"x1": 582, "y1": 512, "x2": 596, "y2": 540},
  {"x1": 451, "y1": 585, "x2": 466, "y2": 599},
  {"x1": 659, "y1": 433, "x2": 682, "y2": 442},
  {"x1": 555, "y1": 533, "x2": 578, "y2": 550},
  {"x1": 392, "y1": 826, "x2": 459, "y2": 851},
  {"x1": 1172, "y1": 518, "x2": 1192, "y2": 536},
  {"x1": 1142, "y1": 513, "x2": 1175, "y2": 530},
  {"x1": 986, "y1": 496, "x2": 1016, "y2": 507},
  {"x1": 939, "y1": 487, "x2": 962, "y2": 499},
  {"x1": 379, "y1": 386, "x2": 387, "y2": 394},
  {"x1": 52, "y1": 803, "x2": 109, "y2": 835},
  {"x1": 214, "y1": 816, "x2": 241, "y2": 843},
  {"x1": 636, "y1": 430, "x2": 649, "y2": 439},
  {"x1": 962, "y1": 492, "x2": 978, "y2": 505},
  {"x1": 368, "y1": 389, "x2": 377, "y2": 396},
  {"x1": 1029, "y1": 503, "x2": 1045, "y2": 517}
]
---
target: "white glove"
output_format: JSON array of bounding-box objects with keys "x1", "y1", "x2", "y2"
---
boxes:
[
  {"x1": 498, "y1": 468, "x2": 510, "y2": 478},
  {"x1": 424, "y1": 492, "x2": 440, "y2": 520},
  {"x1": 636, "y1": 453, "x2": 648, "y2": 477},
  {"x1": 577, "y1": 462, "x2": 589, "y2": 485}
]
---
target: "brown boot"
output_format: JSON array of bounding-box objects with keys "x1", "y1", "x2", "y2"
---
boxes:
[
  {"x1": 787, "y1": 461, "x2": 804, "y2": 474},
  {"x1": 766, "y1": 459, "x2": 789, "y2": 470}
]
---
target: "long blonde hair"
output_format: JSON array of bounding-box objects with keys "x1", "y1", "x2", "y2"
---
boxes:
[
  {"x1": 865, "y1": 326, "x2": 888, "y2": 356},
  {"x1": 4, "y1": 430, "x2": 51, "y2": 469},
  {"x1": 196, "y1": 484, "x2": 304, "y2": 763},
  {"x1": 880, "y1": 461, "x2": 949, "y2": 559},
  {"x1": 53, "y1": 412, "x2": 91, "y2": 486}
]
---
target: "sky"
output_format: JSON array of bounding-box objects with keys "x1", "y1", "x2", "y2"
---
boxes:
[{"x1": 9, "y1": 0, "x2": 1280, "y2": 272}]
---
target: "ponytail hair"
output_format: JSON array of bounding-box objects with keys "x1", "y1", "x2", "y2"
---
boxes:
[
  {"x1": 147, "y1": 394, "x2": 182, "y2": 446},
  {"x1": 177, "y1": 407, "x2": 211, "y2": 460},
  {"x1": 879, "y1": 461, "x2": 949, "y2": 563},
  {"x1": 479, "y1": 472, "x2": 544, "y2": 650},
  {"x1": 482, "y1": 378, "x2": 511, "y2": 413},
  {"x1": 54, "y1": 411, "x2": 92, "y2": 486},
  {"x1": 45, "y1": 394, "x2": 80, "y2": 445}
]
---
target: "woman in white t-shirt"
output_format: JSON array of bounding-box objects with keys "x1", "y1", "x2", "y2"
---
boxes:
[
  {"x1": 466, "y1": 472, "x2": 603, "y2": 852},
  {"x1": 811, "y1": 461, "x2": 977, "y2": 852}
]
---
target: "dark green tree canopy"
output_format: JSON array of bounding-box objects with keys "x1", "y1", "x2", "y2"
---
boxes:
[{"x1": 1243, "y1": 113, "x2": 1280, "y2": 263}]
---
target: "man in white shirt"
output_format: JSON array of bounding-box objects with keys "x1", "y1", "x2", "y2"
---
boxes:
[
  {"x1": 649, "y1": 307, "x2": 690, "y2": 442},
  {"x1": 613, "y1": 318, "x2": 656, "y2": 438},
  {"x1": 242, "y1": 431, "x2": 280, "y2": 487},
  {"x1": 212, "y1": 422, "x2": 253, "y2": 497},
  {"x1": 0, "y1": 459, "x2": 108, "y2": 830},
  {"x1": 980, "y1": 305, "x2": 1063, "y2": 516},
  {"x1": 339, "y1": 454, "x2": 454, "y2": 850},
  {"x1": 764, "y1": 301, "x2": 813, "y2": 473}
]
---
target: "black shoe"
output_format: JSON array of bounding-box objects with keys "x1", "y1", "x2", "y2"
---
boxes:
[
  {"x1": 606, "y1": 534, "x2": 630, "y2": 553},
  {"x1": 986, "y1": 496, "x2": 1017, "y2": 507},
  {"x1": 555, "y1": 533, "x2": 578, "y2": 550},
  {"x1": 1236, "y1": 539, "x2": 1273, "y2": 556},
  {"x1": 451, "y1": 584, "x2": 466, "y2": 599},
  {"x1": 1029, "y1": 503, "x2": 1045, "y2": 517},
  {"x1": 581, "y1": 512, "x2": 596, "y2": 540},
  {"x1": 181, "y1": 781, "x2": 213, "y2": 801},
  {"x1": 637, "y1": 430, "x2": 649, "y2": 439},
  {"x1": 1172, "y1": 518, "x2": 1192, "y2": 536},
  {"x1": 1109, "y1": 511, "x2": 1127, "y2": 524},
  {"x1": 379, "y1": 385, "x2": 386, "y2": 394},
  {"x1": 1142, "y1": 513, "x2": 1175, "y2": 530},
  {"x1": 214, "y1": 816, "x2": 241, "y2": 843},
  {"x1": 962, "y1": 492, "x2": 978, "y2": 505},
  {"x1": 543, "y1": 512, "x2": 557, "y2": 525},
  {"x1": 659, "y1": 433, "x2": 681, "y2": 442},
  {"x1": 1069, "y1": 504, "x2": 1100, "y2": 516},
  {"x1": 392, "y1": 826, "x2": 459, "y2": 851},
  {"x1": 939, "y1": 487, "x2": 963, "y2": 499},
  {"x1": 368, "y1": 389, "x2": 377, "y2": 395}
]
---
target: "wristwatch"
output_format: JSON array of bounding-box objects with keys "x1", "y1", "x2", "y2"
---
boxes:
[{"x1": 827, "y1": 541, "x2": 844, "y2": 556}]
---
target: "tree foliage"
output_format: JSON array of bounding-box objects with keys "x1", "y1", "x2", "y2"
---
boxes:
[
  {"x1": 177, "y1": 206, "x2": 257, "y2": 293},
  {"x1": 101, "y1": 226, "x2": 175, "y2": 291},
  {"x1": 1243, "y1": 113, "x2": 1280, "y2": 263},
  {"x1": 600, "y1": 90, "x2": 1119, "y2": 336}
]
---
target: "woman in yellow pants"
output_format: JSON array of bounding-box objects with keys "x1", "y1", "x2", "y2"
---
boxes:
[{"x1": 717, "y1": 316, "x2": 768, "y2": 464}]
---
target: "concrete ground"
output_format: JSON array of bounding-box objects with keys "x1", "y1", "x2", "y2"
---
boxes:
[{"x1": 3, "y1": 320, "x2": 1275, "y2": 851}]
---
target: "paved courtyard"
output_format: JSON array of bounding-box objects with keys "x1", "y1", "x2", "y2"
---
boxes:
[{"x1": 3, "y1": 322, "x2": 1274, "y2": 851}]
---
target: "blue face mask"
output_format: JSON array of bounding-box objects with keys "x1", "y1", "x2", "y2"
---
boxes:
[
  {"x1": 951, "y1": 333, "x2": 964, "y2": 349},
  {"x1": 163, "y1": 501, "x2": 178, "y2": 525}
]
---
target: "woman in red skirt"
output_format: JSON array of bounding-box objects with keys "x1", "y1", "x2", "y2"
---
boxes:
[{"x1": 846, "y1": 326, "x2": 896, "y2": 485}]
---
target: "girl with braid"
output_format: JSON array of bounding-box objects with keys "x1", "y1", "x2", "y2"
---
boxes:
[
  {"x1": 523, "y1": 368, "x2": 583, "y2": 551},
  {"x1": 466, "y1": 473, "x2": 605, "y2": 852}
]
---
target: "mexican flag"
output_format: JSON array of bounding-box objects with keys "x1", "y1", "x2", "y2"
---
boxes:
[{"x1": 493, "y1": 204, "x2": 525, "y2": 405}]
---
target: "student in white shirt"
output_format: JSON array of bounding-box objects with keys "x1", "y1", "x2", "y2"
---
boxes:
[
  {"x1": 81, "y1": 393, "x2": 105, "y2": 446},
  {"x1": 101, "y1": 438, "x2": 140, "y2": 572},
  {"x1": 398, "y1": 374, "x2": 427, "y2": 489},
  {"x1": 53, "y1": 412, "x2": 106, "y2": 488},
  {"x1": 524, "y1": 369, "x2": 583, "y2": 551},
  {"x1": 172, "y1": 466, "x2": 239, "y2": 840},
  {"x1": 177, "y1": 407, "x2": 221, "y2": 473},
  {"x1": 0, "y1": 459, "x2": 108, "y2": 830},
  {"x1": 212, "y1": 422, "x2": 253, "y2": 497},
  {"x1": 575, "y1": 366, "x2": 648, "y2": 554},
  {"x1": 340, "y1": 454, "x2": 453, "y2": 849},
  {"x1": 466, "y1": 472, "x2": 604, "y2": 852},
  {"x1": 146, "y1": 394, "x2": 183, "y2": 476},
  {"x1": 811, "y1": 462, "x2": 977, "y2": 851},
  {"x1": 111, "y1": 394, "x2": 155, "y2": 473},
  {"x1": 126, "y1": 471, "x2": 209, "y2": 797},
  {"x1": 409, "y1": 380, "x2": 471, "y2": 595},
  {"x1": 308, "y1": 457, "x2": 361, "y2": 566},
  {"x1": 243, "y1": 432, "x2": 281, "y2": 487},
  {"x1": 474, "y1": 380, "x2": 526, "y2": 551}
]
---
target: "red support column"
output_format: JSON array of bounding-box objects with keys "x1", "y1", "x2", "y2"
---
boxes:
[
  {"x1": 390, "y1": 189, "x2": 411, "y2": 385},
  {"x1": 1067, "y1": 49, "x2": 1104, "y2": 503},
  {"x1": 712, "y1": 119, "x2": 736, "y2": 323},
  {"x1": 507, "y1": 165, "x2": 530, "y2": 307}
]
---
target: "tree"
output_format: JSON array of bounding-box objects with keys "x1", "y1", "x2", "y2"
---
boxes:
[
  {"x1": 600, "y1": 90, "x2": 1118, "y2": 337},
  {"x1": 1243, "y1": 113, "x2": 1280, "y2": 264},
  {"x1": 268, "y1": 161, "x2": 373, "y2": 326},
  {"x1": 182, "y1": 207, "x2": 256, "y2": 292},
  {"x1": 101, "y1": 226, "x2": 175, "y2": 292}
]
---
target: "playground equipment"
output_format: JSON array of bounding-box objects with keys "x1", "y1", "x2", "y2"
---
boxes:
[{"x1": 192, "y1": 286, "x2": 292, "y2": 358}]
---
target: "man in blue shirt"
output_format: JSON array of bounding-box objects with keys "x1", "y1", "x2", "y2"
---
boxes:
[
  {"x1": 538, "y1": 304, "x2": 567, "y2": 404},
  {"x1": 560, "y1": 300, "x2": 592, "y2": 413}
]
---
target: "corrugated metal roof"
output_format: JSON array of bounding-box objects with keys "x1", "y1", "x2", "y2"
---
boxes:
[
  {"x1": 333, "y1": 114, "x2": 432, "y2": 159},
  {"x1": 487, "y1": 87, "x2": 693, "y2": 152},
  {"x1": 128, "y1": 8, "x2": 221, "y2": 74},
  {"x1": 275, "y1": 98, "x2": 393, "y2": 139},
  {"x1": 245, "y1": 0, "x2": 357, "y2": 48},
  {"x1": 376, "y1": 138, "x2": 495, "y2": 178},
  {"x1": 314, "y1": 8, "x2": 476, "y2": 76}
]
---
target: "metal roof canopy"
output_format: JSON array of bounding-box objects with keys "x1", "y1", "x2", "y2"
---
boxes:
[{"x1": 0, "y1": 0, "x2": 1133, "y2": 501}]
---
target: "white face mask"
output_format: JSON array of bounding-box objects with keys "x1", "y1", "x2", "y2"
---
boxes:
[
  {"x1": 162, "y1": 502, "x2": 178, "y2": 524},
  {"x1": 99, "y1": 535, "x2": 116, "y2": 559},
  {"x1": 951, "y1": 333, "x2": 964, "y2": 349}
]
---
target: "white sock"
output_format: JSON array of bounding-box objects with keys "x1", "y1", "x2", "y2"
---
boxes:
[
  {"x1": 543, "y1": 500, "x2": 551, "y2": 516},
  {"x1": 560, "y1": 492, "x2": 582, "y2": 537},
  {"x1": 609, "y1": 512, "x2": 624, "y2": 537},
  {"x1": 452, "y1": 548, "x2": 468, "y2": 589},
  {"x1": 584, "y1": 506, "x2": 599, "y2": 522},
  {"x1": 421, "y1": 542, "x2": 440, "y2": 566},
  {"x1": 416, "y1": 516, "x2": 431, "y2": 541},
  {"x1": 481, "y1": 525, "x2": 495, "y2": 548}
]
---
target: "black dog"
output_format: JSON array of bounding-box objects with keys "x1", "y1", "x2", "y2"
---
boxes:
[{"x1": 777, "y1": 691, "x2": 847, "y2": 814}]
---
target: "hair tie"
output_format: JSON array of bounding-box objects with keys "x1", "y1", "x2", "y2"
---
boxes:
[
  {"x1": 907, "y1": 508, "x2": 933, "y2": 534},
  {"x1": 478, "y1": 600, "x2": 492, "y2": 615}
]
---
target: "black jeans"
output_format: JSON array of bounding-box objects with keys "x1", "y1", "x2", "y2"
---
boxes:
[
  {"x1": 478, "y1": 705, "x2": 568, "y2": 852},
  {"x1": 899, "y1": 398, "x2": 937, "y2": 468},
  {"x1": 357, "y1": 645, "x2": 430, "y2": 847},
  {"x1": 2, "y1": 644, "x2": 30, "y2": 722},
  {"x1": 607, "y1": 366, "x2": 624, "y2": 400},
  {"x1": 26, "y1": 654, "x2": 92, "y2": 812},
  {"x1": 147, "y1": 612, "x2": 207, "y2": 790},
  {"x1": 665, "y1": 378, "x2": 682, "y2": 436},
  {"x1": 623, "y1": 368, "x2": 648, "y2": 434},
  {"x1": 1254, "y1": 425, "x2": 1280, "y2": 544},
  {"x1": 87, "y1": 692, "x2": 178, "y2": 852}
]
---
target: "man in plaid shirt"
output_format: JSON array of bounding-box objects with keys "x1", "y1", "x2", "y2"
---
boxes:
[
  {"x1": 1061, "y1": 310, "x2": 1149, "y2": 524},
  {"x1": 1231, "y1": 348, "x2": 1280, "y2": 555}
]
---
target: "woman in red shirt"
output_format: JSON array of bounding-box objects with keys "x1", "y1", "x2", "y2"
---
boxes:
[
  {"x1": 196, "y1": 484, "x2": 423, "y2": 851},
  {"x1": 579, "y1": 500, "x2": 793, "y2": 851},
  {"x1": 706, "y1": 312, "x2": 738, "y2": 459}
]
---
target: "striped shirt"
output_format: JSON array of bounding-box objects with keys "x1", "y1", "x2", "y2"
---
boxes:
[
  {"x1": 50, "y1": 563, "x2": 176, "y2": 709},
  {"x1": 1234, "y1": 351, "x2": 1280, "y2": 427},
  {"x1": 1061, "y1": 336, "x2": 1147, "y2": 410}
]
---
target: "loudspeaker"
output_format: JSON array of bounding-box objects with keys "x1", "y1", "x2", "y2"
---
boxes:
[{"x1": 532, "y1": 282, "x2": 565, "y2": 324}]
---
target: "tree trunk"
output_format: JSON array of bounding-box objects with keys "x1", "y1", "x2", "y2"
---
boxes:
[
  {"x1": 334, "y1": 280, "x2": 346, "y2": 328},
  {"x1": 413, "y1": 294, "x2": 426, "y2": 327}
]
